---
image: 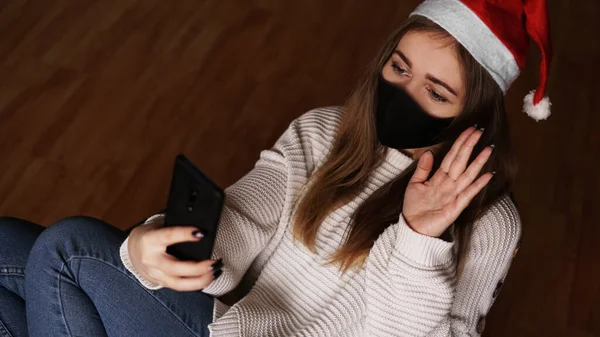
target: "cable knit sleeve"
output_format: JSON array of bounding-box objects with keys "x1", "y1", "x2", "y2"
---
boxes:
[
  {"x1": 200, "y1": 127, "x2": 295, "y2": 297},
  {"x1": 428, "y1": 195, "x2": 522, "y2": 336},
  {"x1": 364, "y1": 195, "x2": 521, "y2": 336},
  {"x1": 119, "y1": 121, "x2": 303, "y2": 295}
]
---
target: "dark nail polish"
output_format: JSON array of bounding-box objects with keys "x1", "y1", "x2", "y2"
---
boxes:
[
  {"x1": 479, "y1": 127, "x2": 485, "y2": 132},
  {"x1": 473, "y1": 123, "x2": 478, "y2": 129},
  {"x1": 192, "y1": 230, "x2": 204, "y2": 239},
  {"x1": 492, "y1": 171, "x2": 497, "y2": 175},
  {"x1": 211, "y1": 259, "x2": 223, "y2": 271},
  {"x1": 490, "y1": 144, "x2": 495, "y2": 149},
  {"x1": 213, "y1": 268, "x2": 223, "y2": 280}
]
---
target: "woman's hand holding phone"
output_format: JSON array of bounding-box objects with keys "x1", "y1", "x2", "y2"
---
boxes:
[{"x1": 127, "y1": 216, "x2": 223, "y2": 291}]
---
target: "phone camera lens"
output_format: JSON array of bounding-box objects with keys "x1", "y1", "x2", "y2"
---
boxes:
[{"x1": 189, "y1": 190, "x2": 198, "y2": 203}]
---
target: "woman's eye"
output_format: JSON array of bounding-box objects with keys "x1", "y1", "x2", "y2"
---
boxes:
[
  {"x1": 429, "y1": 88, "x2": 447, "y2": 103},
  {"x1": 391, "y1": 63, "x2": 409, "y2": 76}
]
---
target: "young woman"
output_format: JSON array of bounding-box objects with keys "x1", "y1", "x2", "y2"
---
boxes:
[{"x1": 0, "y1": 0, "x2": 552, "y2": 336}]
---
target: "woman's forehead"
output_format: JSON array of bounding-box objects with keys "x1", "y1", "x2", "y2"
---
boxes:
[{"x1": 396, "y1": 31, "x2": 465, "y2": 96}]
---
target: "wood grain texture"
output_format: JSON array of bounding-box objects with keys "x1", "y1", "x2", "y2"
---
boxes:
[{"x1": 0, "y1": 1, "x2": 598, "y2": 336}]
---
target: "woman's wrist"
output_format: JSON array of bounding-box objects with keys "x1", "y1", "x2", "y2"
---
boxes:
[
  {"x1": 395, "y1": 214, "x2": 455, "y2": 268},
  {"x1": 403, "y1": 214, "x2": 440, "y2": 238}
]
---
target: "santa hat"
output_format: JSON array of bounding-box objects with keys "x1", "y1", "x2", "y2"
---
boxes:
[{"x1": 410, "y1": 0, "x2": 552, "y2": 121}]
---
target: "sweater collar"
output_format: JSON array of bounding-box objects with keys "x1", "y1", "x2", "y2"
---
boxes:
[{"x1": 384, "y1": 147, "x2": 415, "y2": 170}]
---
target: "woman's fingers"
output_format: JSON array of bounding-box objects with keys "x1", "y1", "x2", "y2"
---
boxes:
[
  {"x1": 439, "y1": 126, "x2": 477, "y2": 173},
  {"x1": 137, "y1": 225, "x2": 226, "y2": 291},
  {"x1": 447, "y1": 128, "x2": 484, "y2": 180},
  {"x1": 147, "y1": 226, "x2": 202, "y2": 248},
  {"x1": 410, "y1": 150, "x2": 434, "y2": 184},
  {"x1": 156, "y1": 256, "x2": 216, "y2": 278},
  {"x1": 455, "y1": 146, "x2": 494, "y2": 193},
  {"x1": 147, "y1": 267, "x2": 216, "y2": 291},
  {"x1": 454, "y1": 172, "x2": 494, "y2": 211},
  {"x1": 171, "y1": 272, "x2": 216, "y2": 292}
]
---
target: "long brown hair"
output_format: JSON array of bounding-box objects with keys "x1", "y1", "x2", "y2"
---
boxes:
[{"x1": 292, "y1": 16, "x2": 518, "y2": 273}]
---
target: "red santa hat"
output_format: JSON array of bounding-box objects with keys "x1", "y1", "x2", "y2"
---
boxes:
[{"x1": 411, "y1": 0, "x2": 552, "y2": 121}]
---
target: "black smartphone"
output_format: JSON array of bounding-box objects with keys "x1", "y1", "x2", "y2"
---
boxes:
[{"x1": 164, "y1": 154, "x2": 224, "y2": 261}]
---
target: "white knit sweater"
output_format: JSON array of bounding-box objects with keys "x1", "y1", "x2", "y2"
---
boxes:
[{"x1": 120, "y1": 107, "x2": 521, "y2": 336}]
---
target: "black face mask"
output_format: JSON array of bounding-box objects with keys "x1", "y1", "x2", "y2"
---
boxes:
[{"x1": 376, "y1": 76, "x2": 454, "y2": 150}]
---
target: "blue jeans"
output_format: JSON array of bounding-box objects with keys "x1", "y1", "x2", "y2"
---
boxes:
[{"x1": 0, "y1": 216, "x2": 214, "y2": 337}]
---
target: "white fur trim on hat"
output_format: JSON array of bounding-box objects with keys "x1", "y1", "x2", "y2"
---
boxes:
[
  {"x1": 410, "y1": 0, "x2": 520, "y2": 93},
  {"x1": 523, "y1": 90, "x2": 551, "y2": 121}
]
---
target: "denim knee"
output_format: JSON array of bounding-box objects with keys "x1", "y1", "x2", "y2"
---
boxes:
[
  {"x1": 0, "y1": 216, "x2": 43, "y2": 244},
  {"x1": 25, "y1": 216, "x2": 112, "y2": 278},
  {"x1": 0, "y1": 217, "x2": 45, "y2": 268},
  {"x1": 34, "y1": 216, "x2": 105, "y2": 249},
  {"x1": 0, "y1": 217, "x2": 28, "y2": 249},
  {"x1": 0, "y1": 216, "x2": 27, "y2": 234}
]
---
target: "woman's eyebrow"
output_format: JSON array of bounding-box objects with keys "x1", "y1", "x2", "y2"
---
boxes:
[
  {"x1": 394, "y1": 49, "x2": 458, "y2": 97},
  {"x1": 393, "y1": 50, "x2": 412, "y2": 68},
  {"x1": 426, "y1": 74, "x2": 458, "y2": 97}
]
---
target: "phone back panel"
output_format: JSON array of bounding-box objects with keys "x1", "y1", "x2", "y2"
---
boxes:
[{"x1": 164, "y1": 154, "x2": 224, "y2": 261}]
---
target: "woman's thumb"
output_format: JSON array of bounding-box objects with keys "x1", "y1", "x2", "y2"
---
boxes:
[{"x1": 410, "y1": 150, "x2": 434, "y2": 184}]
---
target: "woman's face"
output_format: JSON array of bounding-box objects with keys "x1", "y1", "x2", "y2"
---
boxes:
[{"x1": 381, "y1": 31, "x2": 466, "y2": 119}]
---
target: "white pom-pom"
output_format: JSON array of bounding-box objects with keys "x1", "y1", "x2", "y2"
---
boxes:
[{"x1": 523, "y1": 90, "x2": 551, "y2": 121}]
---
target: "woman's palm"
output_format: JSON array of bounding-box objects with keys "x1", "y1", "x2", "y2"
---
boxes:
[{"x1": 402, "y1": 127, "x2": 495, "y2": 237}]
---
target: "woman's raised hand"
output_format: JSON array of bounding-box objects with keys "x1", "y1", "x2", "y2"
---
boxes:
[{"x1": 402, "y1": 126, "x2": 494, "y2": 238}]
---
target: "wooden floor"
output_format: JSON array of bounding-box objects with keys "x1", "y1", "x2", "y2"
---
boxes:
[{"x1": 0, "y1": 1, "x2": 598, "y2": 336}]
